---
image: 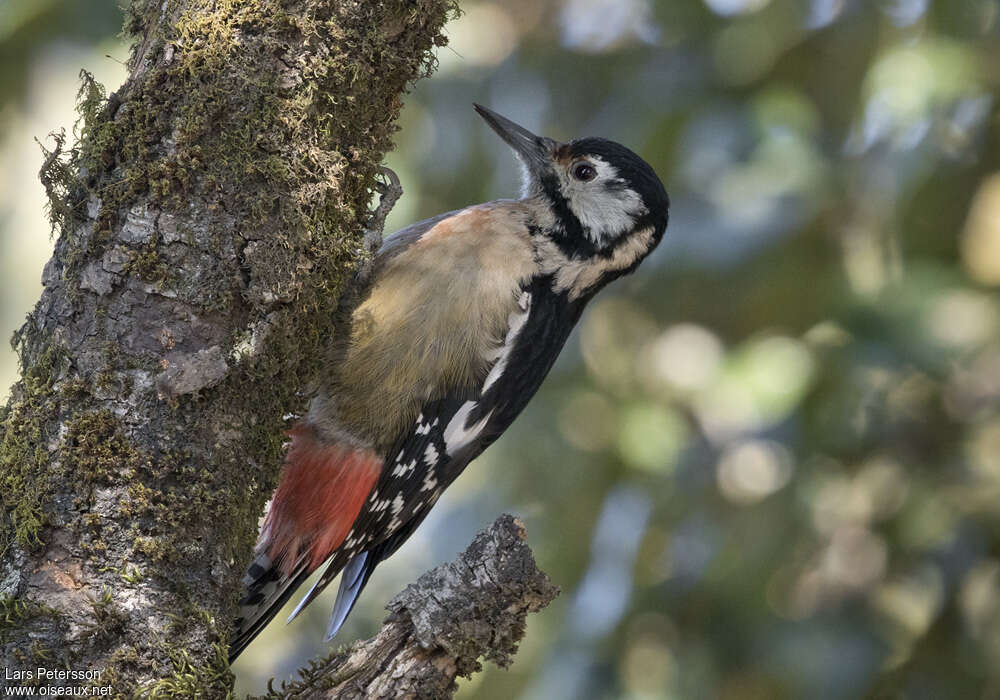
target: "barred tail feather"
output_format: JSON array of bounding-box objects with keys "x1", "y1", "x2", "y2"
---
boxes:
[{"x1": 229, "y1": 553, "x2": 310, "y2": 662}]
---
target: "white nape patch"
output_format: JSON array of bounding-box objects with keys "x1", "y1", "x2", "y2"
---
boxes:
[
  {"x1": 443, "y1": 401, "x2": 493, "y2": 455},
  {"x1": 565, "y1": 156, "x2": 646, "y2": 246},
  {"x1": 482, "y1": 291, "x2": 532, "y2": 394}
]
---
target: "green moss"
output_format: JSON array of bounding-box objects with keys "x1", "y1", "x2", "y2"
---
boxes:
[
  {"x1": 63, "y1": 409, "x2": 146, "y2": 484},
  {"x1": 112, "y1": 445, "x2": 246, "y2": 565},
  {"x1": 37, "y1": 129, "x2": 80, "y2": 236},
  {"x1": 127, "y1": 237, "x2": 172, "y2": 284},
  {"x1": 0, "y1": 595, "x2": 62, "y2": 647},
  {"x1": 137, "y1": 644, "x2": 234, "y2": 699},
  {"x1": 83, "y1": 587, "x2": 129, "y2": 642},
  {"x1": 0, "y1": 595, "x2": 60, "y2": 629},
  {"x1": 133, "y1": 535, "x2": 175, "y2": 563},
  {"x1": 0, "y1": 346, "x2": 64, "y2": 549},
  {"x1": 251, "y1": 644, "x2": 355, "y2": 698},
  {"x1": 97, "y1": 562, "x2": 144, "y2": 584}
]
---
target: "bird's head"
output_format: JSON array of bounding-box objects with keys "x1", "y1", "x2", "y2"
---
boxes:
[{"x1": 474, "y1": 104, "x2": 669, "y2": 268}]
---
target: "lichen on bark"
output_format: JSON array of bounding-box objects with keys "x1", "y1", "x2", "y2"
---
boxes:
[{"x1": 0, "y1": 0, "x2": 458, "y2": 693}]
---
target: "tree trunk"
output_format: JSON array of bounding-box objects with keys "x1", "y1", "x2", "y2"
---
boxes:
[{"x1": 0, "y1": 0, "x2": 485, "y2": 694}]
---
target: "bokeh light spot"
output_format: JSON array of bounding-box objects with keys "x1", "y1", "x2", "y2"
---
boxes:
[
  {"x1": 618, "y1": 403, "x2": 688, "y2": 473},
  {"x1": 560, "y1": 0, "x2": 660, "y2": 52},
  {"x1": 703, "y1": 0, "x2": 771, "y2": 17},
  {"x1": 962, "y1": 174, "x2": 1000, "y2": 285},
  {"x1": 822, "y1": 526, "x2": 888, "y2": 589},
  {"x1": 924, "y1": 289, "x2": 999, "y2": 350},
  {"x1": 712, "y1": 20, "x2": 779, "y2": 86},
  {"x1": 438, "y1": 3, "x2": 519, "y2": 72},
  {"x1": 716, "y1": 439, "x2": 793, "y2": 504},
  {"x1": 643, "y1": 323, "x2": 724, "y2": 393},
  {"x1": 557, "y1": 390, "x2": 619, "y2": 452}
]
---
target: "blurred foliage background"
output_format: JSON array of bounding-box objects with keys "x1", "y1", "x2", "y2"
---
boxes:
[{"x1": 4, "y1": 0, "x2": 1000, "y2": 697}]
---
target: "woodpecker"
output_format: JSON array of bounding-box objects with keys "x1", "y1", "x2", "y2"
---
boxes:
[{"x1": 230, "y1": 105, "x2": 669, "y2": 660}]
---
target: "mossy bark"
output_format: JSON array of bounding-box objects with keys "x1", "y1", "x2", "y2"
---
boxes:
[{"x1": 0, "y1": 0, "x2": 457, "y2": 694}]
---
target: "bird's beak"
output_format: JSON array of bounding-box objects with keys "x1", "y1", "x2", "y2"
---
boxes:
[{"x1": 474, "y1": 104, "x2": 554, "y2": 176}]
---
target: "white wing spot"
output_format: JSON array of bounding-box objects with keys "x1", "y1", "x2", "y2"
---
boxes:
[
  {"x1": 424, "y1": 443, "x2": 439, "y2": 466},
  {"x1": 443, "y1": 401, "x2": 493, "y2": 455},
  {"x1": 421, "y1": 470, "x2": 437, "y2": 492},
  {"x1": 392, "y1": 459, "x2": 417, "y2": 478},
  {"x1": 390, "y1": 494, "x2": 405, "y2": 516}
]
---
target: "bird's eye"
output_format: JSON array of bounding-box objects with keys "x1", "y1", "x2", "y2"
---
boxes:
[{"x1": 573, "y1": 163, "x2": 597, "y2": 181}]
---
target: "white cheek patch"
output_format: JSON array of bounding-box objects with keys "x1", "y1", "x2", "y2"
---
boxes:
[{"x1": 564, "y1": 157, "x2": 646, "y2": 246}]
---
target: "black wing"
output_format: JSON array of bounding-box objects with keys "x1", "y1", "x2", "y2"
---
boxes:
[{"x1": 298, "y1": 275, "x2": 588, "y2": 638}]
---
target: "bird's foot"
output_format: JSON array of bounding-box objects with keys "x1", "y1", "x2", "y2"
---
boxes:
[{"x1": 358, "y1": 166, "x2": 403, "y2": 283}]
